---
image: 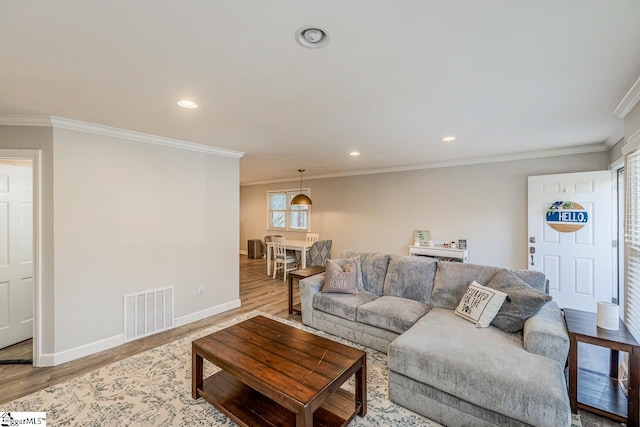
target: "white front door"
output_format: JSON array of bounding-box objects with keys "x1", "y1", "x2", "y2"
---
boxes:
[
  {"x1": 528, "y1": 171, "x2": 613, "y2": 312},
  {"x1": 0, "y1": 163, "x2": 34, "y2": 349}
]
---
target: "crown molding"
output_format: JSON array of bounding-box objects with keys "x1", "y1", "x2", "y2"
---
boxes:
[
  {"x1": 0, "y1": 115, "x2": 244, "y2": 159},
  {"x1": 241, "y1": 143, "x2": 608, "y2": 186},
  {"x1": 614, "y1": 74, "x2": 640, "y2": 119}
]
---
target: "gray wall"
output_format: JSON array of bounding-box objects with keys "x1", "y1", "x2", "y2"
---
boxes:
[
  {"x1": 1, "y1": 124, "x2": 240, "y2": 363},
  {"x1": 626, "y1": 102, "x2": 640, "y2": 139},
  {"x1": 609, "y1": 138, "x2": 625, "y2": 166},
  {"x1": 241, "y1": 152, "x2": 609, "y2": 269}
]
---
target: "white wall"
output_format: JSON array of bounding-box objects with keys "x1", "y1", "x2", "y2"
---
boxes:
[
  {"x1": 241, "y1": 152, "x2": 609, "y2": 269},
  {"x1": 52, "y1": 128, "x2": 240, "y2": 353}
]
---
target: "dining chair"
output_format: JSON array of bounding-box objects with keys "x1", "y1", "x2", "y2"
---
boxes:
[
  {"x1": 306, "y1": 233, "x2": 320, "y2": 243},
  {"x1": 264, "y1": 234, "x2": 283, "y2": 261},
  {"x1": 272, "y1": 237, "x2": 298, "y2": 281},
  {"x1": 306, "y1": 240, "x2": 332, "y2": 267}
]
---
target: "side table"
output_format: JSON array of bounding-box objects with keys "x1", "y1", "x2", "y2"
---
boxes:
[
  {"x1": 288, "y1": 266, "x2": 325, "y2": 315},
  {"x1": 563, "y1": 308, "x2": 640, "y2": 426}
]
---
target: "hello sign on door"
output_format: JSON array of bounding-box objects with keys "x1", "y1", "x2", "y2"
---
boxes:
[{"x1": 546, "y1": 201, "x2": 589, "y2": 233}]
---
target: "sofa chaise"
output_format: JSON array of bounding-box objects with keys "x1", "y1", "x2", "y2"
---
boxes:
[{"x1": 299, "y1": 251, "x2": 571, "y2": 427}]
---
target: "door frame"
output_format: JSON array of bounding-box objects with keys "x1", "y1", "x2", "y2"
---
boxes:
[{"x1": 0, "y1": 149, "x2": 42, "y2": 366}]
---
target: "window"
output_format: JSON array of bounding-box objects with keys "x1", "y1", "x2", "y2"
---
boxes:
[
  {"x1": 267, "y1": 189, "x2": 311, "y2": 231},
  {"x1": 625, "y1": 147, "x2": 640, "y2": 340}
]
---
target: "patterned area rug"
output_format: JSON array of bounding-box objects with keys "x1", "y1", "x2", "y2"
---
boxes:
[{"x1": 0, "y1": 311, "x2": 440, "y2": 426}]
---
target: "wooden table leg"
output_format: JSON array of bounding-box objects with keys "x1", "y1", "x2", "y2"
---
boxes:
[
  {"x1": 610, "y1": 349, "x2": 619, "y2": 378},
  {"x1": 296, "y1": 408, "x2": 312, "y2": 427},
  {"x1": 568, "y1": 334, "x2": 578, "y2": 414},
  {"x1": 192, "y1": 348, "x2": 203, "y2": 399},
  {"x1": 288, "y1": 276, "x2": 295, "y2": 314},
  {"x1": 356, "y1": 355, "x2": 367, "y2": 416},
  {"x1": 629, "y1": 348, "x2": 640, "y2": 427}
]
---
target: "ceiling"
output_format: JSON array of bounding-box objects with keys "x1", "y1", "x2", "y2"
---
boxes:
[{"x1": 1, "y1": 1, "x2": 640, "y2": 185}]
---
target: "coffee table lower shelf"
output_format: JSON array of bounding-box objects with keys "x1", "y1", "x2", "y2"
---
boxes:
[{"x1": 198, "y1": 371, "x2": 359, "y2": 427}]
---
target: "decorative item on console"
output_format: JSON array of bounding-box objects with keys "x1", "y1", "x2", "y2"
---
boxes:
[{"x1": 412, "y1": 230, "x2": 431, "y2": 246}]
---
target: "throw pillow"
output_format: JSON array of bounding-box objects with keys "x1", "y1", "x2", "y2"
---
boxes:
[
  {"x1": 454, "y1": 281, "x2": 508, "y2": 328},
  {"x1": 322, "y1": 259, "x2": 359, "y2": 294},
  {"x1": 383, "y1": 254, "x2": 437, "y2": 305},
  {"x1": 486, "y1": 269, "x2": 552, "y2": 333},
  {"x1": 333, "y1": 256, "x2": 364, "y2": 290}
]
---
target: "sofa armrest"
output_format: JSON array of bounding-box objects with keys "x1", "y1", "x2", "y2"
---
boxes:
[
  {"x1": 523, "y1": 301, "x2": 569, "y2": 366},
  {"x1": 299, "y1": 273, "x2": 325, "y2": 326}
]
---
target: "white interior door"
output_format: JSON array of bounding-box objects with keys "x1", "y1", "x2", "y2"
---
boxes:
[
  {"x1": 0, "y1": 163, "x2": 34, "y2": 349},
  {"x1": 528, "y1": 171, "x2": 613, "y2": 312}
]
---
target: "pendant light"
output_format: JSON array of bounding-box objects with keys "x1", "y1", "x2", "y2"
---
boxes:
[{"x1": 291, "y1": 169, "x2": 312, "y2": 206}]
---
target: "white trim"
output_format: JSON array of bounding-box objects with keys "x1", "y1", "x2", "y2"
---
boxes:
[
  {"x1": 610, "y1": 157, "x2": 625, "y2": 171},
  {"x1": 174, "y1": 299, "x2": 241, "y2": 327},
  {"x1": 0, "y1": 114, "x2": 244, "y2": 159},
  {"x1": 37, "y1": 299, "x2": 241, "y2": 366},
  {"x1": 243, "y1": 144, "x2": 608, "y2": 185},
  {"x1": 614, "y1": 75, "x2": 640, "y2": 119},
  {"x1": 38, "y1": 334, "x2": 125, "y2": 367},
  {"x1": 239, "y1": 250, "x2": 248, "y2": 255},
  {"x1": 622, "y1": 129, "x2": 640, "y2": 155},
  {"x1": 0, "y1": 149, "x2": 42, "y2": 367}
]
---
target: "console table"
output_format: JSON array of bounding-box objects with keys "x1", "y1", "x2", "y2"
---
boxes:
[
  {"x1": 563, "y1": 308, "x2": 640, "y2": 426},
  {"x1": 408, "y1": 245, "x2": 468, "y2": 262},
  {"x1": 288, "y1": 266, "x2": 325, "y2": 314}
]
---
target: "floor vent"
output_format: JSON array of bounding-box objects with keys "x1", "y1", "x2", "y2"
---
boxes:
[{"x1": 124, "y1": 286, "x2": 174, "y2": 342}]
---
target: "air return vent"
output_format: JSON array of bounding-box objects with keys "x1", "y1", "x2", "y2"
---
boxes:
[{"x1": 124, "y1": 286, "x2": 174, "y2": 342}]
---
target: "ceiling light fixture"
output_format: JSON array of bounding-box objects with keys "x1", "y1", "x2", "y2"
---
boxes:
[
  {"x1": 295, "y1": 26, "x2": 330, "y2": 49},
  {"x1": 442, "y1": 136, "x2": 456, "y2": 142},
  {"x1": 350, "y1": 151, "x2": 360, "y2": 156},
  {"x1": 291, "y1": 169, "x2": 312, "y2": 206},
  {"x1": 177, "y1": 100, "x2": 198, "y2": 109}
]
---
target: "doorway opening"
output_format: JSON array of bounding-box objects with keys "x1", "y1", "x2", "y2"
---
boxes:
[{"x1": 0, "y1": 150, "x2": 41, "y2": 366}]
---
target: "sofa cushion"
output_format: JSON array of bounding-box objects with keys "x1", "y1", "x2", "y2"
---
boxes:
[
  {"x1": 322, "y1": 259, "x2": 358, "y2": 294},
  {"x1": 312, "y1": 290, "x2": 378, "y2": 321},
  {"x1": 332, "y1": 256, "x2": 364, "y2": 290},
  {"x1": 388, "y1": 308, "x2": 570, "y2": 426},
  {"x1": 454, "y1": 281, "x2": 507, "y2": 327},
  {"x1": 357, "y1": 296, "x2": 429, "y2": 334},
  {"x1": 486, "y1": 269, "x2": 552, "y2": 333},
  {"x1": 342, "y1": 251, "x2": 390, "y2": 295},
  {"x1": 382, "y1": 254, "x2": 437, "y2": 305},
  {"x1": 431, "y1": 261, "x2": 500, "y2": 309}
]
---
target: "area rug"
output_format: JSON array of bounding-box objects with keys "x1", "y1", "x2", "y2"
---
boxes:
[{"x1": 0, "y1": 311, "x2": 439, "y2": 426}]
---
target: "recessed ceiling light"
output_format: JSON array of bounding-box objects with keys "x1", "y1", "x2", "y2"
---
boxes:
[
  {"x1": 295, "y1": 26, "x2": 330, "y2": 49},
  {"x1": 350, "y1": 151, "x2": 360, "y2": 156},
  {"x1": 177, "y1": 100, "x2": 198, "y2": 109},
  {"x1": 442, "y1": 136, "x2": 456, "y2": 142}
]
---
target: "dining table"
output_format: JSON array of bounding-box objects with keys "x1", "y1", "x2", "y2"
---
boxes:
[{"x1": 266, "y1": 239, "x2": 314, "y2": 276}]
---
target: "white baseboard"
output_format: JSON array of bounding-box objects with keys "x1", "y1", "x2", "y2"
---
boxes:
[
  {"x1": 174, "y1": 299, "x2": 242, "y2": 327},
  {"x1": 239, "y1": 250, "x2": 248, "y2": 255},
  {"x1": 38, "y1": 333, "x2": 125, "y2": 367},
  {"x1": 36, "y1": 299, "x2": 242, "y2": 367}
]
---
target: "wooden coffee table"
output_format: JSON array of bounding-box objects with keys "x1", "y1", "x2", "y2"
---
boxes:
[{"x1": 192, "y1": 315, "x2": 367, "y2": 426}]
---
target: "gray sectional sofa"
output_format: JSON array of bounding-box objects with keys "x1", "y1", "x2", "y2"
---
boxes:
[{"x1": 299, "y1": 251, "x2": 571, "y2": 427}]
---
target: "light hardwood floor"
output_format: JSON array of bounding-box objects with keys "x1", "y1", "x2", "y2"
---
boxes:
[
  {"x1": 0, "y1": 256, "x2": 622, "y2": 425},
  {"x1": 0, "y1": 255, "x2": 296, "y2": 405}
]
